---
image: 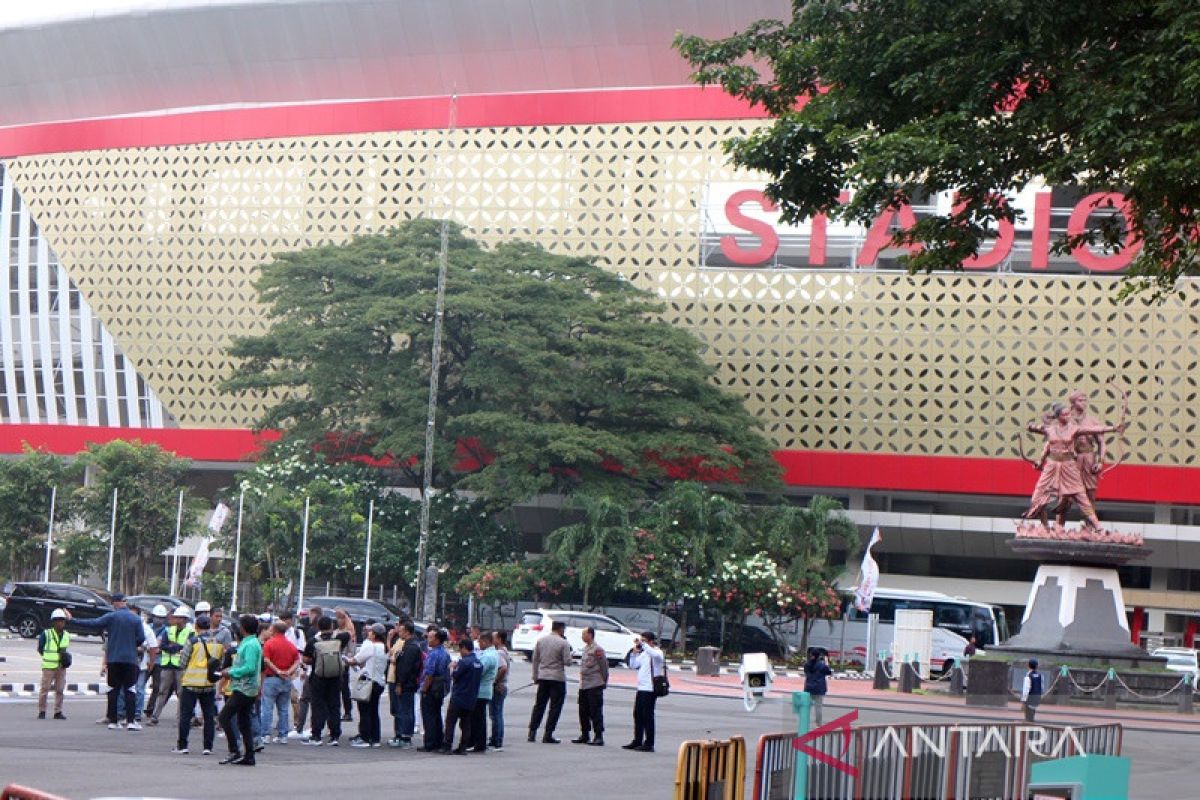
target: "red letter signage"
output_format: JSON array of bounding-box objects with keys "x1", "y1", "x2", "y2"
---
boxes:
[
  {"x1": 720, "y1": 190, "x2": 780, "y2": 266},
  {"x1": 1067, "y1": 192, "x2": 1142, "y2": 272}
]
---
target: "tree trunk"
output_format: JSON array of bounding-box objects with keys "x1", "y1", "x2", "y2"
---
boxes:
[{"x1": 582, "y1": 583, "x2": 590, "y2": 609}]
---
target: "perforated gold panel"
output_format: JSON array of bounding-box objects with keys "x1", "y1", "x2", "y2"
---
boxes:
[{"x1": 6, "y1": 123, "x2": 1199, "y2": 464}]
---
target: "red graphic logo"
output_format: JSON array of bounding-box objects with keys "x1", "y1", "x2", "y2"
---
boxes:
[{"x1": 792, "y1": 710, "x2": 859, "y2": 777}]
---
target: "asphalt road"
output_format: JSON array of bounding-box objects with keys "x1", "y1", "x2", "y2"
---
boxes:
[{"x1": 0, "y1": 637, "x2": 1192, "y2": 798}]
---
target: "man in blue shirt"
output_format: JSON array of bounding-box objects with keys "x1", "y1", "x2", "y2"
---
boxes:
[
  {"x1": 418, "y1": 627, "x2": 451, "y2": 752},
  {"x1": 67, "y1": 593, "x2": 147, "y2": 730},
  {"x1": 471, "y1": 631, "x2": 499, "y2": 752},
  {"x1": 442, "y1": 639, "x2": 482, "y2": 754}
]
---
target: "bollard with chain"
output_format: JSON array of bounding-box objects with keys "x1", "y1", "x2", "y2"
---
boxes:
[
  {"x1": 950, "y1": 662, "x2": 965, "y2": 695},
  {"x1": 909, "y1": 654, "x2": 923, "y2": 691},
  {"x1": 1104, "y1": 668, "x2": 1118, "y2": 709},
  {"x1": 873, "y1": 656, "x2": 891, "y2": 690},
  {"x1": 792, "y1": 691, "x2": 811, "y2": 800},
  {"x1": 1179, "y1": 673, "x2": 1194, "y2": 715}
]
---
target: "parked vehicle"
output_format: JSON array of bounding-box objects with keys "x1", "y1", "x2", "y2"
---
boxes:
[
  {"x1": 1152, "y1": 647, "x2": 1199, "y2": 682},
  {"x1": 511, "y1": 608, "x2": 638, "y2": 666},
  {"x1": 301, "y1": 596, "x2": 399, "y2": 638},
  {"x1": 126, "y1": 594, "x2": 189, "y2": 613},
  {"x1": 4, "y1": 582, "x2": 113, "y2": 638},
  {"x1": 687, "y1": 623, "x2": 795, "y2": 660}
]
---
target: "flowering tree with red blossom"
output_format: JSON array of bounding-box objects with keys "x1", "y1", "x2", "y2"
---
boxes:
[{"x1": 455, "y1": 561, "x2": 532, "y2": 630}]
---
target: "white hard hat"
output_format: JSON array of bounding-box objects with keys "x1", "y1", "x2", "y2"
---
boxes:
[
  {"x1": 257, "y1": 612, "x2": 273, "y2": 623},
  {"x1": 195, "y1": 601, "x2": 212, "y2": 613},
  {"x1": 172, "y1": 606, "x2": 192, "y2": 618},
  {"x1": 151, "y1": 604, "x2": 168, "y2": 617},
  {"x1": 50, "y1": 608, "x2": 68, "y2": 620}
]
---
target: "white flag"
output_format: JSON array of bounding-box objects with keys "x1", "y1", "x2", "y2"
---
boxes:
[
  {"x1": 208, "y1": 502, "x2": 231, "y2": 533},
  {"x1": 185, "y1": 537, "x2": 211, "y2": 587},
  {"x1": 853, "y1": 527, "x2": 883, "y2": 613}
]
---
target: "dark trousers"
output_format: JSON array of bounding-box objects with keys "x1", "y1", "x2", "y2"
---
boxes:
[
  {"x1": 578, "y1": 686, "x2": 605, "y2": 737},
  {"x1": 106, "y1": 662, "x2": 138, "y2": 724},
  {"x1": 633, "y1": 690, "x2": 657, "y2": 747},
  {"x1": 444, "y1": 702, "x2": 473, "y2": 751},
  {"x1": 1023, "y1": 696, "x2": 1041, "y2": 722},
  {"x1": 528, "y1": 679, "x2": 566, "y2": 736},
  {"x1": 470, "y1": 697, "x2": 490, "y2": 751},
  {"x1": 296, "y1": 674, "x2": 311, "y2": 732},
  {"x1": 488, "y1": 690, "x2": 506, "y2": 747},
  {"x1": 394, "y1": 687, "x2": 416, "y2": 740},
  {"x1": 309, "y1": 675, "x2": 342, "y2": 741},
  {"x1": 145, "y1": 664, "x2": 162, "y2": 717},
  {"x1": 177, "y1": 688, "x2": 216, "y2": 751},
  {"x1": 355, "y1": 681, "x2": 383, "y2": 744},
  {"x1": 420, "y1": 685, "x2": 445, "y2": 750},
  {"x1": 218, "y1": 691, "x2": 256, "y2": 759},
  {"x1": 340, "y1": 670, "x2": 353, "y2": 717}
]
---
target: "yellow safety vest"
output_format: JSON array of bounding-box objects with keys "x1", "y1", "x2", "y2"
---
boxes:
[
  {"x1": 41, "y1": 628, "x2": 69, "y2": 670},
  {"x1": 160, "y1": 625, "x2": 193, "y2": 668},
  {"x1": 182, "y1": 636, "x2": 225, "y2": 690}
]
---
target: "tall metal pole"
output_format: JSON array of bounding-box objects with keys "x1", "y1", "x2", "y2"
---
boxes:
[
  {"x1": 42, "y1": 486, "x2": 57, "y2": 582},
  {"x1": 230, "y1": 488, "x2": 245, "y2": 612},
  {"x1": 362, "y1": 497, "x2": 374, "y2": 599},
  {"x1": 169, "y1": 489, "x2": 184, "y2": 596},
  {"x1": 105, "y1": 487, "x2": 118, "y2": 591},
  {"x1": 296, "y1": 496, "x2": 311, "y2": 615},
  {"x1": 415, "y1": 92, "x2": 458, "y2": 621}
]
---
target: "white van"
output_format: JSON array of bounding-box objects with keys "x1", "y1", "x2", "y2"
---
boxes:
[{"x1": 511, "y1": 608, "x2": 638, "y2": 667}]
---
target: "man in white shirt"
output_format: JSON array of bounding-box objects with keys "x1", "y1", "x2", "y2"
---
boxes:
[{"x1": 622, "y1": 631, "x2": 664, "y2": 753}]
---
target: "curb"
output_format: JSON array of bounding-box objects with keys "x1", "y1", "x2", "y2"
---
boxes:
[
  {"x1": 666, "y1": 663, "x2": 873, "y2": 680},
  {"x1": 0, "y1": 682, "x2": 104, "y2": 697}
]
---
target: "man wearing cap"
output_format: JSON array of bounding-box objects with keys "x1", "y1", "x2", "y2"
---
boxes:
[
  {"x1": 623, "y1": 631, "x2": 665, "y2": 753},
  {"x1": 66, "y1": 592, "x2": 147, "y2": 730},
  {"x1": 173, "y1": 614, "x2": 225, "y2": 755},
  {"x1": 117, "y1": 602, "x2": 161, "y2": 724},
  {"x1": 1021, "y1": 658, "x2": 1044, "y2": 722},
  {"x1": 149, "y1": 606, "x2": 194, "y2": 725},
  {"x1": 36, "y1": 608, "x2": 71, "y2": 720}
]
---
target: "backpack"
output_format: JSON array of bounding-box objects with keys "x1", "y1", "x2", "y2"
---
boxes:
[{"x1": 312, "y1": 637, "x2": 344, "y2": 679}]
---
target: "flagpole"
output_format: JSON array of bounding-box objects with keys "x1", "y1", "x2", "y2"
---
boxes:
[
  {"x1": 105, "y1": 487, "x2": 118, "y2": 591},
  {"x1": 230, "y1": 488, "x2": 244, "y2": 612},
  {"x1": 42, "y1": 486, "x2": 57, "y2": 582},
  {"x1": 169, "y1": 489, "x2": 184, "y2": 596},
  {"x1": 362, "y1": 497, "x2": 374, "y2": 599},
  {"x1": 296, "y1": 496, "x2": 310, "y2": 615}
]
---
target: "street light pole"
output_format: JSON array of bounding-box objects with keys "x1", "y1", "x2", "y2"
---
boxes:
[{"x1": 414, "y1": 93, "x2": 458, "y2": 621}]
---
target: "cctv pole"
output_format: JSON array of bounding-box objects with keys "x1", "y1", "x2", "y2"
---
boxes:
[
  {"x1": 362, "y1": 497, "x2": 374, "y2": 599},
  {"x1": 296, "y1": 495, "x2": 310, "y2": 615},
  {"x1": 105, "y1": 487, "x2": 118, "y2": 591},
  {"x1": 414, "y1": 92, "x2": 458, "y2": 622},
  {"x1": 42, "y1": 486, "x2": 56, "y2": 582},
  {"x1": 169, "y1": 489, "x2": 184, "y2": 596},
  {"x1": 230, "y1": 488, "x2": 244, "y2": 612}
]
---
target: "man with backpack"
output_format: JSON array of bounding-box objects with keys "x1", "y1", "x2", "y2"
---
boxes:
[
  {"x1": 172, "y1": 614, "x2": 225, "y2": 755},
  {"x1": 302, "y1": 616, "x2": 350, "y2": 746}
]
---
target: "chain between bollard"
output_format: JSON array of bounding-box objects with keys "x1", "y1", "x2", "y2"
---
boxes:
[{"x1": 1110, "y1": 670, "x2": 1188, "y2": 700}]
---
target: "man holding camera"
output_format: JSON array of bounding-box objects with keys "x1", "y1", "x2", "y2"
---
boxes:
[{"x1": 623, "y1": 631, "x2": 664, "y2": 753}]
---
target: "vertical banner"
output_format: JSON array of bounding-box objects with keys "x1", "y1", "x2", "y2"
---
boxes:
[
  {"x1": 185, "y1": 502, "x2": 229, "y2": 588},
  {"x1": 853, "y1": 527, "x2": 883, "y2": 613}
]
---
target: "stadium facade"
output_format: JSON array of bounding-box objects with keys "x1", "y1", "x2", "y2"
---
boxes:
[{"x1": 1, "y1": 1, "x2": 1199, "y2": 641}]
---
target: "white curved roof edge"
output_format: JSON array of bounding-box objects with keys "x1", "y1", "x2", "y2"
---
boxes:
[{"x1": 0, "y1": 0, "x2": 279, "y2": 30}]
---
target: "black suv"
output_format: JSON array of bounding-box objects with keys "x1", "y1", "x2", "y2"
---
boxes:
[
  {"x1": 4, "y1": 582, "x2": 114, "y2": 638},
  {"x1": 301, "y1": 596, "x2": 399, "y2": 639}
]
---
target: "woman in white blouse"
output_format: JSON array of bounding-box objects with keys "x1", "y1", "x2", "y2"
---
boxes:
[{"x1": 346, "y1": 623, "x2": 388, "y2": 747}]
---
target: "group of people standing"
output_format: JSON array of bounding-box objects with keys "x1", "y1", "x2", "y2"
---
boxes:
[{"x1": 37, "y1": 597, "x2": 671, "y2": 761}]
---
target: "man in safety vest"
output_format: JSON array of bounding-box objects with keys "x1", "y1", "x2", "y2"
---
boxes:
[
  {"x1": 172, "y1": 614, "x2": 225, "y2": 755},
  {"x1": 148, "y1": 606, "x2": 193, "y2": 725},
  {"x1": 36, "y1": 608, "x2": 71, "y2": 720}
]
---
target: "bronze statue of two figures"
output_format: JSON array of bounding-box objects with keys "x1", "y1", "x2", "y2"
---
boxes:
[{"x1": 1018, "y1": 385, "x2": 1130, "y2": 535}]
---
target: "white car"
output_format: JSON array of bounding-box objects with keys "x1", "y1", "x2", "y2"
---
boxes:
[
  {"x1": 511, "y1": 608, "x2": 639, "y2": 667},
  {"x1": 1152, "y1": 647, "x2": 1199, "y2": 681}
]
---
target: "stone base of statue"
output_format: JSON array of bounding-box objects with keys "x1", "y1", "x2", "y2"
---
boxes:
[{"x1": 991, "y1": 524, "x2": 1163, "y2": 669}]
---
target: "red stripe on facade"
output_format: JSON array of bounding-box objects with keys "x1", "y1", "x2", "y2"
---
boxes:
[
  {"x1": 0, "y1": 87, "x2": 766, "y2": 158},
  {"x1": 3, "y1": 425, "x2": 1197, "y2": 505}
]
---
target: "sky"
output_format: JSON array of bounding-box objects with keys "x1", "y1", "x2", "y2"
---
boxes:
[{"x1": 0, "y1": 0, "x2": 281, "y2": 29}]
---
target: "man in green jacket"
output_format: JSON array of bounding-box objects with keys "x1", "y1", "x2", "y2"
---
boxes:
[{"x1": 217, "y1": 615, "x2": 263, "y2": 766}]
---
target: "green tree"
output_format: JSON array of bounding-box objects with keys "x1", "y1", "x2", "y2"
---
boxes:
[
  {"x1": 637, "y1": 482, "x2": 745, "y2": 651},
  {"x1": 0, "y1": 448, "x2": 80, "y2": 582},
  {"x1": 455, "y1": 562, "x2": 532, "y2": 630},
  {"x1": 546, "y1": 494, "x2": 637, "y2": 608},
  {"x1": 74, "y1": 441, "x2": 196, "y2": 593},
  {"x1": 675, "y1": 1, "x2": 1200, "y2": 295},
  {"x1": 223, "y1": 220, "x2": 779, "y2": 504}
]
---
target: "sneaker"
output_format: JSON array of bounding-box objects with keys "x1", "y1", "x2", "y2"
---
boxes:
[
  {"x1": 171, "y1": 747, "x2": 189, "y2": 755},
  {"x1": 328, "y1": 738, "x2": 339, "y2": 747},
  {"x1": 387, "y1": 738, "x2": 403, "y2": 748},
  {"x1": 146, "y1": 718, "x2": 158, "y2": 726},
  {"x1": 492, "y1": 744, "x2": 504, "y2": 752},
  {"x1": 128, "y1": 722, "x2": 143, "y2": 731},
  {"x1": 202, "y1": 749, "x2": 212, "y2": 755},
  {"x1": 287, "y1": 730, "x2": 306, "y2": 739},
  {"x1": 53, "y1": 713, "x2": 66, "y2": 720},
  {"x1": 97, "y1": 717, "x2": 113, "y2": 725},
  {"x1": 348, "y1": 736, "x2": 364, "y2": 745},
  {"x1": 351, "y1": 740, "x2": 371, "y2": 748},
  {"x1": 370, "y1": 742, "x2": 382, "y2": 748},
  {"x1": 107, "y1": 723, "x2": 120, "y2": 730},
  {"x1": 37, "y1": 712, "x2": 45, "y2": 719},
  {"x1": 303, "y1": 737, "x2": 323, "y2": 746}
]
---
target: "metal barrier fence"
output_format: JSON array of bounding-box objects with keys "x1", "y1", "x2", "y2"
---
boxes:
[
  {"x1": 756, "y1": 722, "x2": 1122, "y2": 800},
  {"x1": 675, "y1": 736, "x2": 747, "y2": 800}
]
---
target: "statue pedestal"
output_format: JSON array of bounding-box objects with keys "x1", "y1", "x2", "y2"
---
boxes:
[{"x1": 993, "y1": 536, "x2": 1163, "y2": 668}]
